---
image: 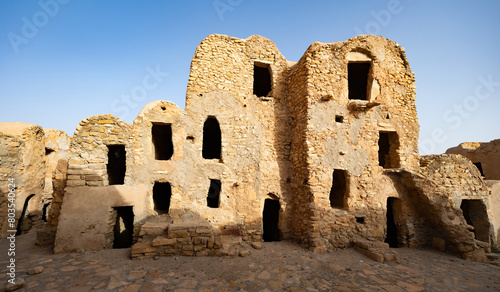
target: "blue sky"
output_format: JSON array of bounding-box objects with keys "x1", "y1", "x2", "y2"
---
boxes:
[{"x1": 0, "y1": 0, "x2": 499, "y2": 154}]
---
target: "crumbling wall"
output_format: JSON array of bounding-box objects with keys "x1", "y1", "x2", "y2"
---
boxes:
[
  {"x1": 0, "y1": 123, "x2": 45, "y2": 237},
  {"x1": 408, "y1": 154, "x2": 492, "y2": 261},
  {"x1": 446, "y1": 139, "x2": 500, "y2": 180},
  {"x1": 41, "y1": 129, "x2": 70, "y2": 220},
  {"x1": 67, "y1": 115, "x2": 131, "y2": 187},
  {"x1": 36, "y1": 128, "x2": 71, "y2": 246}
]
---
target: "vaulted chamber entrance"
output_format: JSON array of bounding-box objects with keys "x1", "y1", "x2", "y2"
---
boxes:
[
  {"x1": 348, "y1": 62, "x2": 370, "y2": 100},
  {"x1": 202, "y1": 117, "x2": 222, "y2": 160},
  {"x1": 378, "y1": 132, "x2": 400, "y2": 169},
  {"x1": 263, "y1": 198, "x2": 280, "y2": 242},
  {"x1": 153, "y1": 182, "x2": 172, "y2": 214},
  {"x1": 329, "y1": 169, "x2": 348, "y2": 208},
  {"x1": 253, "y1": 62, "x2": 272, "y2": 97},
  {"x1": 107, "y1": 145, "x2": 126, "y2": 185},
  {"x1": 113, "y1": 206, "x2": 134, "y2": 249},
  {"x1": 460, "y1": 199, "x2": 490, "y2": 243},
  {"x1": 152, "y1": 123, "x2": 173, "y2": 160},
  {"x1": 385, "y1": 197, "x2": 402, "y2": 248}
]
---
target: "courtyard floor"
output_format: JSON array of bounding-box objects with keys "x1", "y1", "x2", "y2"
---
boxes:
[{"x1": 1, "y1": 232, "x2": 499, "y2": 291}]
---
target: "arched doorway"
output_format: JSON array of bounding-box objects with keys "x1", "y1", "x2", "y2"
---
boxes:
[{"x1": 16, "y1": 194, "x2": 35, "y2": 235}]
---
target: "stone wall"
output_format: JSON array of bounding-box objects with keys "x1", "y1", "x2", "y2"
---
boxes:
[
  {"x1": 54, "y1": 184, "x2": 150, "y2": 253},
  {"x1": 415, "y1": 155, "x2": 491, "y2": 261},
  {"x1": 19, "y1": 34, "x2": 496, "y2": 261},
  {"x1": 42, "y1": 129, "x2": 70, "y2": 202},
  {"x1": 486, "y1": 180, "x2": 500, "y2": 247},
  {"x1": 0, "y1": 123, "x2": 45, "y2": 237},
  {"x1": 286, "y1": 35, "x2": 420, "y2": 251},
  {"x1": 446, "y1": 139, "x2": 500, "y2": 180},
  {"x1": 67, "y1": 115, "x2": 132, "y2": 187},
  {"x1": 36, "y1": 129, "x2": 71, "y2": 246}
]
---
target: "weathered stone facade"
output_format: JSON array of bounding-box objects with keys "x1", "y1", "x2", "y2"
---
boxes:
[
  {"x1": 446, "y1": 140, "x2": 500, "y2": 250},
  {"x1": 1, "y1": 34, "x2": 496, "y2": 262},
  {"x1": 0, "y1": 123, "x2": 45, "y2": 237}
]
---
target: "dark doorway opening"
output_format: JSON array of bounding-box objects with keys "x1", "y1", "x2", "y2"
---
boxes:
[
  {"x1": 263, "y1": 198, "x2": 281, "y2": 242},
  {"x1": 473, "y1": 162, "x2": 485, "y2": 177},
  {"x1": 460, "y1": 199, "x2": 490, "y2": 243},
  {"x1": 113, "y1": 206, "x2": 134, "y2": 249},
  {"x1": 152, "y1": 123, "x2": 173, "y2": 160},
  {"x1": 107, "y1": 145, "x2": 126, "y2": 185},
  {"x1": 385, "y1": 197, "x2": 400, "y2": 248},
  {"x1": 16, "y1": 194, "x2": 35, "y2": 235},
  {"x1": 207, "y1": 179, "x2": 221, "y2": 208},
  {"x1": 202, "y1": 117, "x2": 222, "y2": 160},
  {"x1": 378, "y1": 132, "x2": 400, "y2": 169},
  {"x1": 253, "y1": 63, "x2": 272, "y2": 97},
  {"x1": 329, "y1": 169, "x2": 348, "y2": 208},
  {"x1": 348, "y1": 62, "x2": 370, "y2": 100},
  {"x1": 153, "y1": 182, "x2": 172, "y2": 214},
  {"x1": 42, "y1": 202, "x2": 51, "y2": 222}
]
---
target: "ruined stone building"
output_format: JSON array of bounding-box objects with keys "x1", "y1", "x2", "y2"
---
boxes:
[
  {"x1": 0, "y1": 34, "x2": 498, "y2": 262},
  {"x1": 446, "y1": 140, "x2": 500, "y2": 248}
]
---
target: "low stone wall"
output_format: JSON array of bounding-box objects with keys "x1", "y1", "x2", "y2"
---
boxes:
[{"x1": 131, "y1": 220, "x2": 242, "y2": 259}]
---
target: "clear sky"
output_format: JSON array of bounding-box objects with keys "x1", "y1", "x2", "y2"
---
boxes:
[{"x1": 1, "y1": 0, "x2": 499, "y2": 154}]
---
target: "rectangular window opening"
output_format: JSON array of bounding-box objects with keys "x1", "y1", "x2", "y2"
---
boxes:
[
  {"x1": 348, "y1": 62, "x2": 371, "y2": 100},
  {"x1": 378, "y1": 132, "x2": 400, "y2": 169},
  {"x1": 107, "y1": 145, "x2": 126, "y2": 185},
  {"x1": 113, "y1": 206, "x2": 134, "y2": 249},
  {"x1": 207, "y1": 179, "x2": 221, "y2": 208},
  {"x1": 152, "y1": 123, "x2": 173, "y2": 160},
  {"x1": 153, "y1": 182, "x2": 172, "y2": 215},
  {"x1": 335, "y1": 115, "x2": 344, "y2": 123},
  {"x1": 329, "y1": 169, "x2": 348, "y2": 209},
  {"x1": 253, "y1": 62, "x2": 272, "y2": 97}
]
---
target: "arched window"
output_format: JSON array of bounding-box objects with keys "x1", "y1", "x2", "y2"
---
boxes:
[{"x1": 202, "y1": 117, "x2": 221, "y2": 160}]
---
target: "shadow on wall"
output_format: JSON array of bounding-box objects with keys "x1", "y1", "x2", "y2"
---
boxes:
[{"x1": 55, "y1": 184, "x2": 290, "y2": 253}]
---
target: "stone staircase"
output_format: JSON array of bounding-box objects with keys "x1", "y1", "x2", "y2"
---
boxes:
[
  {"x1": 130, "y1": 219, "x2": 242, "y2": 259},
  {"x1": 353, "y1": 238, "x2": 399, "y2": 263}
]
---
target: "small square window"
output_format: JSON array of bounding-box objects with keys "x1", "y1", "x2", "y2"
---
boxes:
[{"x1": 335, "y1": 116, "x2": 344, "y2": 123}]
